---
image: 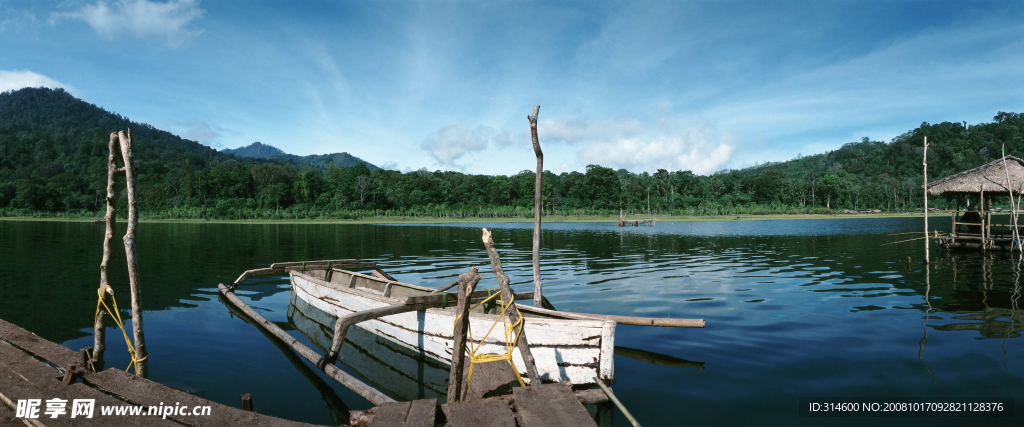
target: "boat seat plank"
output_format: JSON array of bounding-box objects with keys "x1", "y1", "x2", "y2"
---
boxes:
[
  {"x1": 367, "y1": 398, "x2": 435, "y2": 427},
  {"x1": 445, "y1": 399, "x2": 516, "y2": 427},
  {"x1": 513, "y1": 383, "x2": 598, "y2": 427}
]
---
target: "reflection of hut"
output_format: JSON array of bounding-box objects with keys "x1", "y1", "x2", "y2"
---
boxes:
[{"x1": 926, "y1": 156, "x2": 1024, "y2": 251}]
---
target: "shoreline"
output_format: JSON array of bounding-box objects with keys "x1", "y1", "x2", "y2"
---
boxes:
[{"x1": 0, "y1": 212, "x2": 926, "y2": 225}]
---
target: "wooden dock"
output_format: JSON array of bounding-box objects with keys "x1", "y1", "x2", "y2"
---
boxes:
[
  {"x1": 0, "y1": 318, "x2": 321, "y2": 427},
  {"x1": 1, "y1": 317, "x2": 612, "y2": 426}
]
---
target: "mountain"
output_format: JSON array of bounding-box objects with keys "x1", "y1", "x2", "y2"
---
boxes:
[
  {"x1": 222, "y1": 142, "x2": 379, "y2": 170},
  {"x1": 223, "y1": 141, "x2": 285, "y2": 158}
]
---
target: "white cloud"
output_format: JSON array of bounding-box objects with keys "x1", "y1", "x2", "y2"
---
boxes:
[
  {"x1": 0, "y1": 70, "x2": 81, "y2": 97},
  {"x1": 0, "y1": 6, "x2": 37, "y2": 33},
  {"x1": 421, "y1": 125, "x2": 508, "y2": 167},
  {"x1": 538, "y1": 117, "x2": 643, "y2": 144},
  {"x1": 580, "y1": 124, "x2": 736, "y2": 175},
  {"x1": 51, "y1": 0, "x2": 203, "y2": 47}
]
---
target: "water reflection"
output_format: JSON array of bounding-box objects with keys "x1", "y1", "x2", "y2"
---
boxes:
[{"x1": 2, "y1": 218, "x2": 1023, "y2": 425}]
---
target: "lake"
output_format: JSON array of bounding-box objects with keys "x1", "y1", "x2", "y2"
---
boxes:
[{"x1": 0, "y1": 218, "x2": 1020, "y2": 425}]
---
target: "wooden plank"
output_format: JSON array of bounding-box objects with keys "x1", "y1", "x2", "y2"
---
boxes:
[
  {"x1": 0, "y1": 341, "x2": 174, "y2": 426},
  {"x1": 368, "y1": 401, "x2": 410, "y2": 427},
  {"x1": 446, "y1": 399, "x2": 516, "y2": 427},
  {"x1": 81, "y1": 369, "x2": 320, "y2": 426},
  {"x1": 0, "y1": 318, "x2": 79, "y2": 368},
  {"x1": 567, "y1": 312, "x2": 704, "y2": 328},
  {"x1": 513, "y1": 383, "x2": 597, "y2": 427},
  {"x1": 462, "y1": 361, "x2": 520, "y2": 402},
  {"x1": 367, "y1": 399, "x2": 435, "y2": 427},
  {"x1": 401, "y1": 289, "x2": 535, "y2": 306},
  {"x1": 0, "y1": 398, "x2": 15, "y2": 426},
  {"x1": 404, "y1": 399, "x2": 436, "y2": 427}
]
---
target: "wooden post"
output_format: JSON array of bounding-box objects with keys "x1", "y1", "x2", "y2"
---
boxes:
[
  {"x1": 923, "y1": 136, "x2": 929, "y2": 264},
  {"x1": 94, "y1": 132, "x2": 121, "y2": 372},
  {"x1": 528, "y1": 105, "x2": 544, "y2": 308},
  {"x1": 241, "y1": 393, "x2": 253, "y2": 411},
  {"x1": 118, "y1": 129, "x2": 148, "y2": 378},
  {"x1": 447, "y1": 267, "x2": 482, "y2": 403},
  {"x1": 1001, "y1": 146, "x2": 1021, "y2": 251},
  {"x1": 481, "y1": 228, "x2": 542, "y2": 385},
  {"x1": 981, "y1": 186, "x2": 986, "y2": 251}
]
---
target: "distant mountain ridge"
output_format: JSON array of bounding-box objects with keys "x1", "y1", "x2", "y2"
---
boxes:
[{"x1": 222, "y1": 142, "x2": 379, "y2": 170}]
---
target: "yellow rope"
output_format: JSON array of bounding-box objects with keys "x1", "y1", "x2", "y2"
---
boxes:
[
  {"x1": 453, "y1": 289, "x2": 527, "y2": 399},
  {"x1": 94, "y1": 286, "x2": 147, "y2": 375}
]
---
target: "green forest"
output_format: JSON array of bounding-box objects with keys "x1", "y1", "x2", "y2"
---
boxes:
[{"x1": 1, "y1": 87, "x2": 1022, "y2": 220}]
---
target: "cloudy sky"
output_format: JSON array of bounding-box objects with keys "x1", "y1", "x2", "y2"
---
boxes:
[{"x1": 1, "y1": 0, "x2": 1021, "y2": 175}]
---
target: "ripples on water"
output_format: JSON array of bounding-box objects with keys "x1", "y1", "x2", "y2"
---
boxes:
[{"x1": 0, "y1": 218, "x2": 1021, "y2": 425}]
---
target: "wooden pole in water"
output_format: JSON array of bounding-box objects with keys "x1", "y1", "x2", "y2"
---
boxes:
[
  {"x1": 528, "y1": 105, "x2": 544, "y2": 308},
  {"x1": 118, "y1": 129, "x2": 148, "y2": 378},
  {"x1": 481, "y1": 228, "x2": 542, "y2": 385},
  {"x1": 923, "y1": 136, "x2": 929, "y2": 264},
  {"x1": 447, "y1": 267, "x2": 482, "y2": 403},
  {"x1": 93, "y1": 132, "x2": 121, "y2": 371}
]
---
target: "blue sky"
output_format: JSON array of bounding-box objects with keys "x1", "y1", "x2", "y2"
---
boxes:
[{"x1": 1, "y1": 0, "x2": 1021, "y2": 176}]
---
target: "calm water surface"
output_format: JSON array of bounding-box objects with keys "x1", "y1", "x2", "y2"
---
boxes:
[{"x1": 1, "y1": 218, "x2": 1021, "y2": 426}]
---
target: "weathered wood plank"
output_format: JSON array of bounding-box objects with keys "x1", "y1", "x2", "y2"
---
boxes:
[
  {"x1": 0, "y1": 341, "x2": 174, "y2": 426},
  {"x1": 462, "y1": 361, "x2": 520, "y2": 401},
  {"x1": 366, "y1": 399, "x2": 435, "y2": 427},
  {"x1": 0, "y1": 318, "x2": 79, "y2": 368},
  {"x1": 404, "y1": 399, "x2": 436, "y2": 427},
  {"x1": 368, "y1": 401, "x2": 410, "y2": 427},
  {"x1": 446, "y1": 399, "x2": 516, "y2": 427},
  {"x1": 513, "y1": 383, "x2": 597, "y2": 427}
]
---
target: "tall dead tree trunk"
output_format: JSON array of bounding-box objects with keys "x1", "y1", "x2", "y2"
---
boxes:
[
  {"x1": 118, "y1": 129, "x2": 148, "y2": 378},
  {"x1": 93, "y1": 132, "x2": 121, "y2": 371},
  {"x1": 923, "y1": 136, "x2": 929, "y2": 264},
  {"x1": 528, "y1": 106, "x2": 543, "y2": 308}
]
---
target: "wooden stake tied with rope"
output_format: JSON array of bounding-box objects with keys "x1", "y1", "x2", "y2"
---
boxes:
[
  {"x1": 447, "y1": 267, "x2": 481, "y2": 403},
  {"x1": 481, "y1": 228, "x2": 542, "y2": 386}
]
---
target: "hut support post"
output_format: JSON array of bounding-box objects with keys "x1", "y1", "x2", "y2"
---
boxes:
[
  {"x1": 981, "y1": 186, "x2": 986, "y2": 251},
  {"x1": 923, "y1": 136, "x2": 929, "y2": 264},
  {"x1": 447, "y1": 267, "x2": 482, "y2": 403},
  {"x1": 118, "y1": 130, "x2": 148, "y2": 378},
  {"x1": 1001, "y1": 146, "x2": 1021, "y2": 251},
  {"x1": 93, "y1": 132, "x2": 122, "y2": 372},
  {"x1": 481, "y1": 228, "x2": 542, "y2": 385},
  {"x1": 528, "y1": 105, "x2": 544, "y2": 308}
]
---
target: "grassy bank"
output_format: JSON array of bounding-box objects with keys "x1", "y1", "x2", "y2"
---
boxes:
[{"x1": 0, "y1": 212, "x2": 925, "y2": 224}]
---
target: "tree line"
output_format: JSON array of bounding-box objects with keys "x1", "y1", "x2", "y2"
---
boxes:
[{"x1": 1, "y1": 88, "x2": 1022, "y2": 220}]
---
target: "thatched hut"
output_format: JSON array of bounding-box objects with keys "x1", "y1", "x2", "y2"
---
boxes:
[{"x1": 926, "y1": 155, "x2": 1024, "y2": 250}]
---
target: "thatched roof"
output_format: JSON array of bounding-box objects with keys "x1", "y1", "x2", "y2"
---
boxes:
[{"x1": 926, "y1": 156, "x2": 1024, "y2": 195}]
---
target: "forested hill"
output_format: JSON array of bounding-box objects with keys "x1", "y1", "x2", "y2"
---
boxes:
[
  {"x1": 223, "y1": 142, "x2": 379, "y2": 170},
  {"x1": 0, "y1": 86, "x2": 1022, "y2": 220}
]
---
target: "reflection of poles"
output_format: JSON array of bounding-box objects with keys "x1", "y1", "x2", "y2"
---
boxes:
[
  {"x1": 1003, "y1": 255, "x2": 1021, "y2": 368},
  {"x1": 221, "y1": 295, "x2": 351, "y2": 425},
  {"x1": 918, "y1": 265, "x2": 937, "y2": 383}
]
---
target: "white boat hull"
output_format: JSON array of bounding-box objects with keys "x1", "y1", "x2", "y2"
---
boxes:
[{"x1": 290, "y1": 270, "x2": 615, "y2": 386}]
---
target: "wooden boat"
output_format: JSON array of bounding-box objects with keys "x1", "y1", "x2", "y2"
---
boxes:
[
  {"x1": 220, "y1": 258, "x2": 704, "y2": 408},
  {"x1": 290, "y1": 266, "x2": 615, "y2": 387}
]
